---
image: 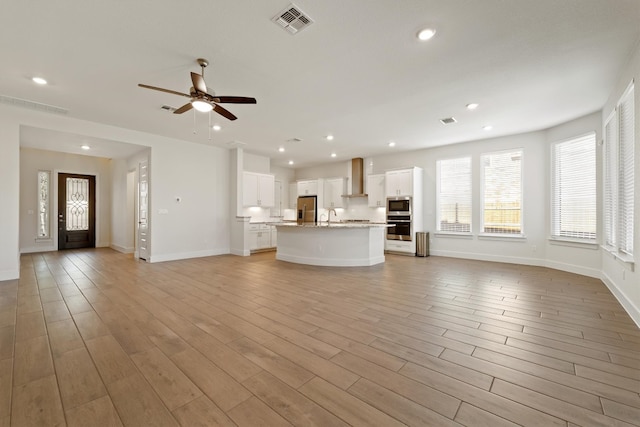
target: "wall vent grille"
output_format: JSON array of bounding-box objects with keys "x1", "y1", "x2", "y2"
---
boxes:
[
  {"x1": 0, "y1": 95, "x2": 68, "y2": 115},
  {"x1": 272, "y1": 4, "x2": 314, "y2": 34}
]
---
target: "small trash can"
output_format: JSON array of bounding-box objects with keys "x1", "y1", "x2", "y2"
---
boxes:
[{"x1": 416, "y1": 232, "x2": 430, "y2": 257}]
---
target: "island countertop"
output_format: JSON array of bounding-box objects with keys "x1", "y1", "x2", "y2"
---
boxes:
[{"x1": 270, "y1": 222, "x2": 389, "y2": 228}]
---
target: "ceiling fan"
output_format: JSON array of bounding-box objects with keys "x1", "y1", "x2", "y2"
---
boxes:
[{"x1": 138, "y1": 58, "x2": 256, "y2": 121}]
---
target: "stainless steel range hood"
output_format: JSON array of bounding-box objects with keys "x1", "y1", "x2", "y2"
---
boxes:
[{"x1": 343, "y1": 157, "x2": 368, "y2": 198}]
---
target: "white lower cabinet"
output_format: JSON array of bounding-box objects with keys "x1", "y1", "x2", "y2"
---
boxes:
[
  {"x1": 385, "y1": 240, "x2": 414, "y2": 255},
  {"x1": 249, "y1": 224, "x2": 276, "y2": 251}
]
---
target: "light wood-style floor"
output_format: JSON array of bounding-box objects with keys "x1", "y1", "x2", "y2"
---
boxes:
[{"x1": 1, "y1": 249, "x2": 639, "y2": 426}]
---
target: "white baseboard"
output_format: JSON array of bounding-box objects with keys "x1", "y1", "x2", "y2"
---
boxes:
[
  {"x1": 0, "y1": 269, "x2": 19, "y2": 281},
  {"x1": 430, "y1": 249, "x2": 544, "y2": 267},
  {"x1": 231, "y1": 248, "x2": 251, "y2": 256},
  {"x1": 110, "y1": 244, "x2": 134, "y2": 254},
  {"x1": 544, "y1": 259, "x2": 600, "y2": 279},
  {"x1": 276, "y1": 253, "x2": 385, "y2": 267},
  {"x1": 600, "y1": 271, "x2": 640, "y2": 328},
  {"x1": 149, "y1": 248, "x2": 229, "y2": 263},
  {"x1": 20, "y1": 246, "x2": 56, "y2": 254}
]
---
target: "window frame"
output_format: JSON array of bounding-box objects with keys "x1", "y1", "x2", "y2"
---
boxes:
[
  {"x1": 479, "y1": 148, "x2": 524, "y2": 237},
  {"x1": 436, "y1": 156, "x2": 472, "y2": 235},
  {"x1": 602, "y1": 79, "x2": 635, "y2": 266},
  {"x1": 549, "y1": 132, "x2": 597, "y2": 244}
]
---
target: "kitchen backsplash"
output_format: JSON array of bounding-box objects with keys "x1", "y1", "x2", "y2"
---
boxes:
[{"x1": 248, "y1": 197, "x2": 386, "y2": 223}]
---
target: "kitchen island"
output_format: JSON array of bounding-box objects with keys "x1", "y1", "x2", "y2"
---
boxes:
[{"x1": 272, "y1": 222, "x2": 388, "y2": 267}]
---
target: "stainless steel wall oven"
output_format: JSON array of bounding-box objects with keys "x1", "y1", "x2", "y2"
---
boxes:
[{"x1": 387, "y1": 197, "x2": 413, "y2": 241}]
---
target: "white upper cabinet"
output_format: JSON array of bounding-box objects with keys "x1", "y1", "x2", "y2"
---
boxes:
[
  {"x1": 385, "y1": 168, "x2": 415, "y2": 197},
  {"x1": 323, "y1": 178, "x2": 346, "y2": 208},
  {"x1": 297, "y1": 180, "x2": 318, "y2": 196},
  {"x1": 243, "y1": 172, "x2": 275, "y2": 207},
  {"x1": 367, "y1": 174, "x2": 385, "y2": 207}
]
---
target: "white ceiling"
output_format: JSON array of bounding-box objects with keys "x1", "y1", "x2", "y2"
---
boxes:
[{"x1": 2, "y1": 1, "x2": 639, "y2": 168}]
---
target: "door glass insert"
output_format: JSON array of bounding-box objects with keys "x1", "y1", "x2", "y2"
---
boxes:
[{"x1": 66, "y1": 177, "x2": 90, "y2": 231}]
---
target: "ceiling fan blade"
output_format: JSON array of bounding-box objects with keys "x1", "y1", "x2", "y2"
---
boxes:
[
  {"x1": 191, "y1": 72, "x2": 208, "y2": 94},
  {"x1": 138, "y1": 84, "x2": 191, "y2": 98},
  {"x1": 213, "y1": 96, "x2": 257, "y2": 104},
  {"x1": 213, "y1": 104, "x2": 237, "y2": 121},
  {"x1": 173, "y1": 103, "x2": 193, "y2": 114}
]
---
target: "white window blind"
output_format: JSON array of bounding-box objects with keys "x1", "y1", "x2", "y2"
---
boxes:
[
  {"x1": 603, "y1": 80, "x2": 635, "y2": 257},
  {"x1": 481, "y1": 149, "x2": 523, "y2": 234},
  {"x1": 603, "y1": 113, "x2": 617, "y2": 247},
  {"x1": 551, "y1": 133, "x2": 596, "y2": 241},
  {"x1": 618, "y1": 82, "x2": 635, "y2": 255},
  {"x1": 437, "y1": 157, "x2": 471, "y2": 233}
]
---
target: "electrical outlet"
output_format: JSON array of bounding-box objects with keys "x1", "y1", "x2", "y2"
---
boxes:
[{"x1": 532, "y1": 245, "x2": 537, "y2": 253}]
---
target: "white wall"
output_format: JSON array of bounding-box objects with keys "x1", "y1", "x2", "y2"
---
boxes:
[
  {"x1": 110, "y1": 158, "x2": 136, "y2": 254},
  {"x1": 20, "y1": 148, "x2": 113, "y2": 253},
  {"x1": 0, "y1": 118, "x2": 20, "y2": 280},
  {"x1": 600, "y1": 40, "x2": 640, "y2": 325},
  {"x1": 146, "y1": 137, "x2": 230, "y2": 262}
]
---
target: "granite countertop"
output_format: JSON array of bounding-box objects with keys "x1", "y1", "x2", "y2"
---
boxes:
[{"x1": 270, "y1": 222, "x2": 390, "y2": 228}]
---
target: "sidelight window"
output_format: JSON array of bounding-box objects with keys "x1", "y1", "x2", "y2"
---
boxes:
[{"x1": 37, "y1": 170, "x2": 51, "y2": 239}]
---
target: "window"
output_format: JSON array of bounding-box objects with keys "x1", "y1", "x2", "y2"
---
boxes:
[
  {"x1": 604, "y1": 81, "x2": 635, "y2": 257},
  {"x1": 37, "y1": 170, "x2": 51, "y2": 240},
  {"x1": 551, "y1": 133, "x2": 596, "y2": 241},
  {"x1": 481, "y1": 149, "x2": 523, "y2": 235},
  {"x1": 436, "y1": 157, "x2": 471, "y2": 233}
]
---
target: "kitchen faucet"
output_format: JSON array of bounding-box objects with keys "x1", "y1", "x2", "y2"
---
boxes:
[{"x1": 327, "y1": 208, "x2": 337, "y2": 226}]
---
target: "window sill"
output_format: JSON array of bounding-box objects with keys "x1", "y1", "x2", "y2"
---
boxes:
[
  {"x1": 548, "y1": 237, "x2": 599, "y2": 250},
  {"x1": 434, "y1": 232, "x2": 473, "y2": 239},
  {"x1": 35, "y1": 237, "x2": 52, "y2": 243},
  {"x1": 478, "y1": 233, "x2": 527, "y2": 242},
  {"x1": 601, "y1": 245, "x2": 635, "y2": 271}
]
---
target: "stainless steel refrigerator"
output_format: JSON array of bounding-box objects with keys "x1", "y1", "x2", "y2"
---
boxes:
[{"x1": 297, "y1": 196, "x2": 317, "y2": 225}]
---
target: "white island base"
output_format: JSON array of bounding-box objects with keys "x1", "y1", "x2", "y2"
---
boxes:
[{"x1": 274, "y1": 224, "x2": 386, "y2": 267}]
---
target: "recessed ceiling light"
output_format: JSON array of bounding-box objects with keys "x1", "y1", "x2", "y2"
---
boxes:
[
  {"x1": 212, "y1": 124, "x2": 221, "y2": 131},
  {"x1": 278, "y1": 147, "x2": 285, "y2": 152},
  {"x1": 466, "y1": 103, "x2": 479, "y2": 110},
  {"x1": 417, "y1": 28, "x2": 436, "y2": 41},
  {"x1": 32, "y1": 77, "x2": 47, "y2": 85},
  {"x1": 331, "y1": 153, "x2": 337, "y2": 158},
  {"x1": 81, "y1": 145, "x2": 90, "y2": 150},
  {"x1": 483, "y1": 125, "x2": 493, "y2": 131},
  {"x1": 388, "y1": 141, "x2": 396, "y2": 147},
  {"x1": 326, "y1": 135, "x2": 334, "y2": 141},
  {"x1": 288, "y1": 160, "x2": 294, "y2": 165}
]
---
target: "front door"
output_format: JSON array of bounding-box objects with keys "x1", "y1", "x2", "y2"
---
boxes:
[{"x1": 58, "y1": 173, "x2": 96, "y2": 250}]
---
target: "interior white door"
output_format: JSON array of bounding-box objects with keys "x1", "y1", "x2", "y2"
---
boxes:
[{"x1": 137, "y1": 160, "x2": 149, "y2": 261}]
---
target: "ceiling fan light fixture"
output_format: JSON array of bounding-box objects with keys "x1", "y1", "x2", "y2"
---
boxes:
[{"x1": 192, "y1": 100, "x2": 213, "y2": 112}]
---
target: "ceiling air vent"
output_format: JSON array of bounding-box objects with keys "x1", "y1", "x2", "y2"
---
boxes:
[
  {"x1": 161, "y1": 105, "x2": 176, "y2": 113},
  {"x1": 0, "y1": 94, "x2": 68, "y2": 115},
  {"x1": 287, "y1": 137, "x2": 303, "y2": 143},
  {"x1": 439, "y1": 117, "x2": 457, "y2": 125},
  {"x1": 272, "y1": 4, "x2": 314, "y2": 34}
]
